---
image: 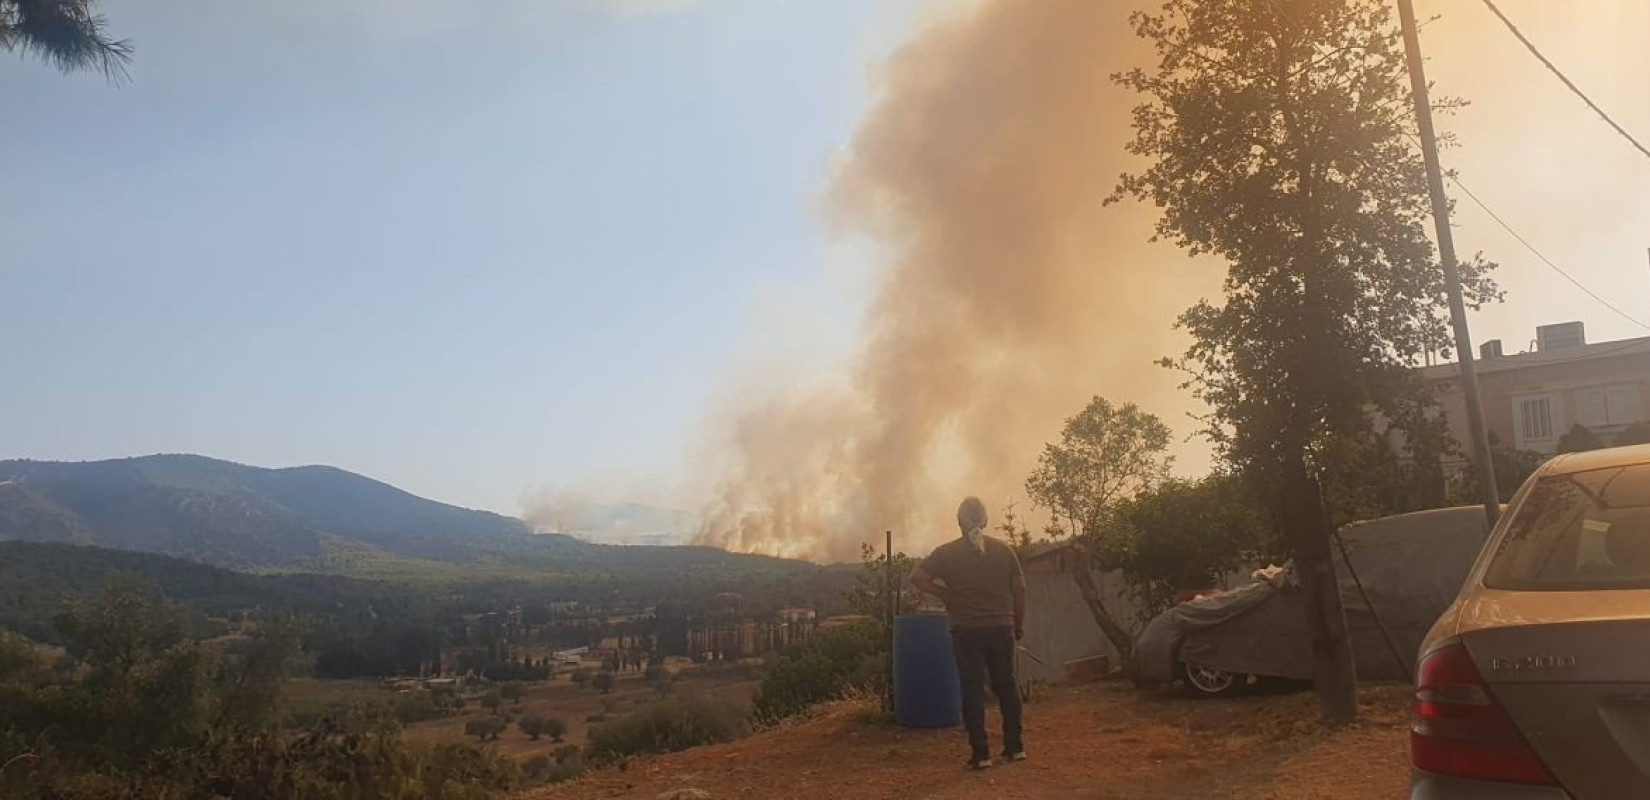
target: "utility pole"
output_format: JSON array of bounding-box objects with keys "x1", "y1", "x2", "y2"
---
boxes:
[
  {"x1": 884, "y1": 529, "x2": 895, "y2": 713},
  {"x1": 1396, "y1": 0, "x2": 1500, "y2": 528}
]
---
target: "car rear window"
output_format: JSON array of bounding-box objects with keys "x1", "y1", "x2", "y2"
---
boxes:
[{"x1": 1484, "y1": 462, "x2": 1650, "y2": 591}]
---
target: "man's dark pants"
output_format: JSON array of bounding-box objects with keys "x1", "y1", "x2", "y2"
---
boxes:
[{"x1": 951, "y1": 625, "x2": 1023, "y2": 762}]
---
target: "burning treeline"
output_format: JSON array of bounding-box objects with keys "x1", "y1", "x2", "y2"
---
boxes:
[{"x1": 696, "y1": 0, "x2": 1214, "y2": 562}]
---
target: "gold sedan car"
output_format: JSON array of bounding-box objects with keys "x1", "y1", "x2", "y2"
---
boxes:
[{"x1": 1413, "y1": 443, "x2": 1650, "y2": 799}]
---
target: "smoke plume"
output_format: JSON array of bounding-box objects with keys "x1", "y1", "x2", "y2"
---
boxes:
[{"x1": 695, "y1": 0, "x2": 1214, "y2": 562}]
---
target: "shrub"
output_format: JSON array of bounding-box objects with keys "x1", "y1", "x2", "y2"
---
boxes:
[
  {"x1": 584, "y1": 694, "x2": 748, "y2": 764},
  {"x1": 644, "y1": 664, "x2": 671, "y2": 685},
  {"x1": 522, "y1": 753, "x2": 552, "y2": 780},
  {"x1": 592, "y1": 671, "x2": 615, "y2": 694},
  {"x1": 1558, "y1": 423, "x2": 1606, "y2": 454},
  {"x1": 751, "y1": 622, "x2": 884, "y2": 723},
  {"x1": 480, "y1": 689, "x2": 503, "y2": 715},
  {"x1": 547, "y1": 761, "x2": 583, "y2": 784},
  {"x1": 570, "y1": 668, "x2": 592, "y2": 688},
  {"x1": 1617, "y1": 420, "x2": 1650, "y2": 447},
  {"x1": 19, "y1": 722, "x2": 522, "y2": 798},
  {"x1": 546, "y1": 747, "x2": 584, "y2": 784}
]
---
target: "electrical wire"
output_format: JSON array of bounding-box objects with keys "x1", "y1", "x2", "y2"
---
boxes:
[
  {"x1": 1478, "y1": 0, "x2": 1650, "y2": 163},
  {"x1": 1444, "y1": 172, "x2": 1650, "y2": 332},
  {"x1": 1263, "y1": 0, "x2": 1649, "y2": 331},
  {"x1": 1333, "y1": 529, "x2": 1412, "y2": 683}
]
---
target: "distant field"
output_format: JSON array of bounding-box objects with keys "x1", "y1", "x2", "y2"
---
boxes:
[
  {"x1": 402, "y1": 666, "x2": 760, "y2": 759},
  {"x1": 287, "y1": 663, "x2": 762, "y2": 763}
]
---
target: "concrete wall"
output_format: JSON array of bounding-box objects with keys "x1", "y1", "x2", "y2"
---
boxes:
[{"x1": 1018, "y1": 551, "x2": 1141, "y2": 683}]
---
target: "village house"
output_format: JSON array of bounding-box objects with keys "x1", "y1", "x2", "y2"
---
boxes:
[{"x1": 1420, "y1": 322, "x2": 1650, "y2": 471}]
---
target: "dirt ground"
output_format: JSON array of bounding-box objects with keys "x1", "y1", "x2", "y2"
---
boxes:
[{"x1": 533, "y1": 681, "x2": 1412, "y2": 800}]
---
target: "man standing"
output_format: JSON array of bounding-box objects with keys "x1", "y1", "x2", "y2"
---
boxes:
[{"x1": 910, "y1": 496, "x2": 1026, "y2": 770}]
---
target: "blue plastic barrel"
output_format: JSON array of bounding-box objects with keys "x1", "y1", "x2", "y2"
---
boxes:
[{"x1": 893, "y1": 613, "x2": 961, "y2": 728}]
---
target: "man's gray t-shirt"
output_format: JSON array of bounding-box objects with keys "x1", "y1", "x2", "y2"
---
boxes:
[{"x1": 921, "y1": 535, "x2": 1024, "y2": 630}]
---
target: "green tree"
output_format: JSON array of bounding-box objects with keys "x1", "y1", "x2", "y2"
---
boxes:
[
  {"x1": 1024, "y1": 396, "x2": 1172, "y2": 662},
  {"x1": 591, "y1": 671, "x2": 615, "y2": 695},
  {"x1": 500, "y1": 682, "x2": 526, "y2": 707},
  {"x1": 1112, "y1": 475, "x2": 1270, "y2": 621},
  {"x1": 0, "y1": 631, "x2": 43, "y2": 682},
  {"x1": 1452, "y1": 432, "x2": 1547, "y2": 503},
  {"x1": 54, "y1": 578, "x2": 186, "y2": 679},
  {"x1": 544, "y1": 716, "x2": 568, "y2": 743},
  {"x1": 997, "y1": 500, "x2": 1037, "y2": 555},
  {"x1": 517, "y1": 715, "x2": 547, "y2": 741},
  {"x1": 1112, "y1": 0, "x2": 1498, "y2": 724},
  {"x1": 1, "y1": 0, "x2": 130, "y2": 77},
  {"x1": 570, "y1": 668, "x2": 592, "y2": 689},
  {"x1": 845, "y1": 543, "x2": 920, "y2": 621},
  {"x1": 21, "y1": 582, "x2": 213, "y2": 768},
  {"x1": 211, "y1": 619, "x2": 303, "y2": 731},
  {"x1": 480, "y1": 689, "x2": 503, "y2": 715},
  {"x1": 464, "y1": 717, "x2": 506, "y2": 741}
]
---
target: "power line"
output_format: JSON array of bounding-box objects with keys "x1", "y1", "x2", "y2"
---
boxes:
[
  {"x1": 1445, "y1": 172, "x2": 1650, "y2": 332},
  {"x1": 1478, "y1": 0, "x2": 1650, "y2": 163}
]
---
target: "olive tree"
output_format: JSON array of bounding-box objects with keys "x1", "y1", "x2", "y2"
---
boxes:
[{"x1": 1025, "y1": 396, "x2": 1172, "y2": 663}]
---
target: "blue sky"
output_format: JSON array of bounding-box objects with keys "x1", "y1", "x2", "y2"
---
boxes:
[
  {"x1": 3, "y1": 0, "x2": 1647, "y2": 521},
  {"x1": 0, "y1": 0, "x2": 934, "y2": 514}
]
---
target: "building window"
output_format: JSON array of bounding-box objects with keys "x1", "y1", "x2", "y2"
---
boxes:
[
  {"x1": 1608, "y1": 384, "x2": 1643, "y2": 426},
  {"x1": 1520, "y1": 396, "x2": 1554, "y2": 441},
  {"x1": 1577, "y1": 384, "x2": 1644, "y2": 428}
]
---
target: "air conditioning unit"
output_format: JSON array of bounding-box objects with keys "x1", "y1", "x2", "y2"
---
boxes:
[
  {"x1": 1536, "y1": 322, "x2": 1586, "y2": 352},
  {"x1": 1479, "y1": 339, "x2": 1504, "y2": 359}
]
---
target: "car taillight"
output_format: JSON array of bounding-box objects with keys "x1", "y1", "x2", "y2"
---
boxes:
[{"x1": 1411, "y1": 642, "x2": 1557, "y2": 786}]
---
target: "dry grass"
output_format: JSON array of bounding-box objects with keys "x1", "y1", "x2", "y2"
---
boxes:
[{"x1": 528, "y1": 681, "x2": 1413, "y2": 800}]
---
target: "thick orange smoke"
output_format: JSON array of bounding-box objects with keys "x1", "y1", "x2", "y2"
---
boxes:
[{"x1": 695, "y1": 0, "x2": 1215, "y2": 562}]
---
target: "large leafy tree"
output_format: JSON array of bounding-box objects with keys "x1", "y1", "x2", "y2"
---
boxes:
[
  {"x1": 1, "y1": 0, "x2": 129, "y2": 77},
  {"x1": 1112, "y1": 0, "x2": 1497, "y2": 724},
  {"x1": 1025, "y1": 396, "x2": 1172, "y2": 663}
]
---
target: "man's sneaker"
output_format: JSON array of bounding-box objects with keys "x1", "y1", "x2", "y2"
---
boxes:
[
  {"x1": 1002, "y1": 751, "x2": 1028, "y2": 763},
  {"x1": 967, "y1": 758, "x2": 993, "y2": 771}
]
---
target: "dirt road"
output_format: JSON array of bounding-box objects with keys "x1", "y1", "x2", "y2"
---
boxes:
[{"x1": 537, "y1": 681, "x2": 1411, "y2": 800}]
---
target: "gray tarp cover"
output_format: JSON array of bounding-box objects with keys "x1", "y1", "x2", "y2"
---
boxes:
[{"x1": 1131, "y1": 506, "x2": 1493, "y2": 683}]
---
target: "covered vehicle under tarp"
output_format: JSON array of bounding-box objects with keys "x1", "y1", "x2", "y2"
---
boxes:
[{"x1": 1131, "y1": 505, "x2": 1494, "y2": 685}]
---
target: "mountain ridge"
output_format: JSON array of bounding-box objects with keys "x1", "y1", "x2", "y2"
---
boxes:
[{"x1": 0, "y1": 455, "x2": 788, "y2": 577}]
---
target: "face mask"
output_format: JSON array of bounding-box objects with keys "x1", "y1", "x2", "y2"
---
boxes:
[{"x1": 964, "y1": 526, "x2": 986, "y2": 554}]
